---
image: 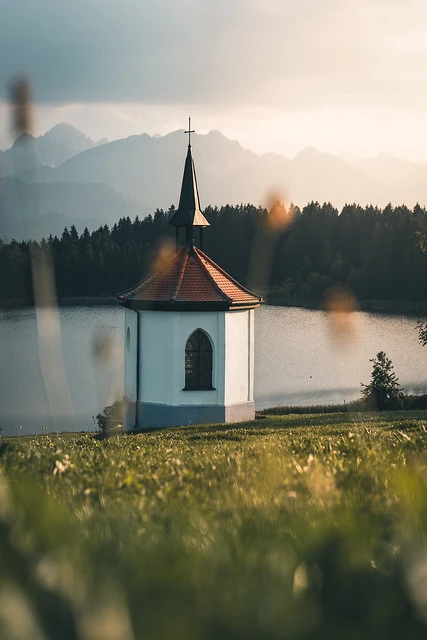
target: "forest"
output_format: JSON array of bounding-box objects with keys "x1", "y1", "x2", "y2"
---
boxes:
[{"x1": 0, "y1": 201, "x2": 426, "y2": 304}]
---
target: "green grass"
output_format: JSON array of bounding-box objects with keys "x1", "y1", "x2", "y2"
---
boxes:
[{"x1": 1, "y1": 411, "x2": 427, "y2": 639}]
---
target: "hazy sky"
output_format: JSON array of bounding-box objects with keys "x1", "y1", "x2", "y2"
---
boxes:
[{"x1": 1, "y1": 0, "x2": 427, "y2": 160}]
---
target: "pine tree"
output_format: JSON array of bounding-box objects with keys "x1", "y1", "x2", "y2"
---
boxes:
[{"x1": 361, "y1": 351, "x2": 404, "y2": 410}]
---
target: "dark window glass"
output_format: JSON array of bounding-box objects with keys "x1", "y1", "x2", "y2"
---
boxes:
[{"x1": 185, "y1": 329, "x2": 213, "y2": 390}]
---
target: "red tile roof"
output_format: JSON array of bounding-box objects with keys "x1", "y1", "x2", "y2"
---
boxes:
[{"x1": 117, "y1": 247, "x2": 261, "y2": 311}]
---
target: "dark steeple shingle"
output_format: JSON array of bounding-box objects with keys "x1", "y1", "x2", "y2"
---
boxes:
[{"x1": 169, "y1": 143, "x2": 210, "y2": 228}]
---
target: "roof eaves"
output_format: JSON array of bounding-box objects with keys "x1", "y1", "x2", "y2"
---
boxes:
[
  {"x1": 228, "y1": 300, "x2": 262, "y2": 310},
  {"x1": 121, "y1": 300, "x2": 231, "y2": 312}
]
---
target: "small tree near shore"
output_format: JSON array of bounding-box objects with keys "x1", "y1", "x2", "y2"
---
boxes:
[{"x1": 362, "y1": 351, "x2": 404, "y2": 411}]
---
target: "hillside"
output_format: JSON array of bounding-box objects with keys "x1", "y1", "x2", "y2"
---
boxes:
[
  {"x1": 1, "y1": 411, "x2": 427, "y2": 638},
  {"x1": 0, "y1": 176, "x2": 141, "y2": 241}
]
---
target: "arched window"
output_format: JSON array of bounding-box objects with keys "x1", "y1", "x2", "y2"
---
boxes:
[{"x1": 184, "y1": 329, "x2": 214, "y2": 390}]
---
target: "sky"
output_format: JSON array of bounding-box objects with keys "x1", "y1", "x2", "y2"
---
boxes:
[{"x1": 1, "y1": 0, "x2": 427, "y2": 160}]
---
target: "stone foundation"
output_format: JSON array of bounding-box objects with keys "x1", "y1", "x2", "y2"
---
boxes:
[{"x1": 131, "y1": 402, "x2": 255, "y2": 430}]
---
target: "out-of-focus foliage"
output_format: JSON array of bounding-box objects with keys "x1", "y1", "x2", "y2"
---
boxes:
[
  {"x1": 2, "y1": 412, "x2": 427, "y2": 638},
  {"x1": 361, "y1": 351, "x2": 404, "y2": 411},
  {"x1": 418, "y1": 322, "x2": 427, "y2": 346},
  {"x1": 96, "y1": 399, "x2": 124, "y2": 433},
  {"x1": 262, "y1": 397, "x2": 427, "y2": 415},
  {"x1": 1, "y1": 202, "x2": 427, "y2": 304}
]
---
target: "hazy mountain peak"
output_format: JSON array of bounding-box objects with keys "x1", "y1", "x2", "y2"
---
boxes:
[
  {"x1": 294, "y1": 146, "x2": 335, "y2": 164},
  {"x1": 163, "y1": 129, "x2": 185, "y2": 140},
  {"x1": 8, "y1": 133, "x2": 40, "y2": 175},
  {"x1": 293, "y1": 146, "x2": 328, "y2": 162},
  {"x1": 206, "y1": 129, "x2": 227, "y2": 139},
  {"x1": 202, "y1": 130, "x2": 245, "y2": 154},
  {"x1": 12, "y1": 132, "x2": 35, "y2": 147},
  {"x1": 45, "y1": 122, "x2": 88, "y2": 136},
  {"x1": 123, "y1": 132, "x2": 151, "y2": 142},
  {"x1": 36, "y1": 123, "x2": 96, "y2": 167}
]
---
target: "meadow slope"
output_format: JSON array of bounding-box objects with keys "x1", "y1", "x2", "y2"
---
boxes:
[{"x1": 1, "y1": 411, "x2": 427, "y2": 639}]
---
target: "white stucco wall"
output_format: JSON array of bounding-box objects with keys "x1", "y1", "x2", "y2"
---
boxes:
[
  {"x1": 125, "y1": 307, "x2": 255, "y2": 416},
  {"x1": 224, "y1": 309, "x2": 254, "y2": 406},
  {"x1": 123, "y1": 308, "x2": 138, "y2": 428},
  {"x1": 248, "y1": 309, "x2": 255, "y2": 402},
  {"x1": 138, "y1": 310, "x2": 226, "y2": 407}
]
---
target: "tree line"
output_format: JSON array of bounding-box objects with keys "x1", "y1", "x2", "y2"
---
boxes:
[{"x1": 0, "y1": 201, "x2": 426, "y2": 304}]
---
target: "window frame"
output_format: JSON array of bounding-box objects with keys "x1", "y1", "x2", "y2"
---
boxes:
[{"x1": 183, "y1": 328, "x2": 215, "y2": 391}]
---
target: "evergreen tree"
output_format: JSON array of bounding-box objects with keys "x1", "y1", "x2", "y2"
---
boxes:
[
  {"x1": 361, "y1": 351, "x2": 404, "y2": 410},
  {"x1": 1, "y1": 202, "x2": 427, "y2": 303}
]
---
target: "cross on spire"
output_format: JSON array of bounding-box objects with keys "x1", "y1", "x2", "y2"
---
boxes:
[{"x1": 184, "y1": 116, "x2": 195, "y2": 147}]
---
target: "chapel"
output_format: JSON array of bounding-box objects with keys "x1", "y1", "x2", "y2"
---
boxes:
[{"x1": 117, "y1": 124, "x2": 261, "y2": 429}]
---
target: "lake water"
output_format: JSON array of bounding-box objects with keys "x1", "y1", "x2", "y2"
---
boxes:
[{"x1": 0, "y1": 305, "x2": 426, "y2": 436}]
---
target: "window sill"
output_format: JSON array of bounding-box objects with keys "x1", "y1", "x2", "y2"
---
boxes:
[{"x1": 183, "y1": 387, "x2": 216, "y2": 391}]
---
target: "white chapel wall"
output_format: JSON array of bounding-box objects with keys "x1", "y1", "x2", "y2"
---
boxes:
[
  {"x1": 224, "y1": 310, "x2": 253, "y2": 406},
  {"x1": 139, "y1": 310, "x2": 226, "y2": 407},
  {"x1": 139, "y1": 312, "x2": 172, "y2": 405},
  {"x1": 248, "y1": 309, "x2": 255, "y2": 402},
  {"x1": 123, "y1": 308, "x2": 138, "y2": 428}
]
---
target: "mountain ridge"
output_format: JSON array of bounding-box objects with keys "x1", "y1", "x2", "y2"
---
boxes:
[
  {"x1": 2, "y1": 124, "x2": 427, "y2": 241},
  {"x1": 16, "y1": 129, "x2": 386, "y2": 209},
  {"x1": 0, "y1": 176, "x2": 141, "y2": 241}
]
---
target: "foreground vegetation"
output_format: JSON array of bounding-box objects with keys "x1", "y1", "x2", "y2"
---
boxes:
[{"x1": 2, "y1": 411, "x2": 427, "y2": 638}]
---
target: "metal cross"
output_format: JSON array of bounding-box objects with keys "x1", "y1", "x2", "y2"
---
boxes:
[{"x1": 184, "y1": 116, "x2": 195, "y2": 146}]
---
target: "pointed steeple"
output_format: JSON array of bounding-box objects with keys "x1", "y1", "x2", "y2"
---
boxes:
[{"x1": 169, "y1": 119, "x2": 210, "y2": 245}]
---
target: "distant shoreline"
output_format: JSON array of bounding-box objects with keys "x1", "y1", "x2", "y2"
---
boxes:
[
  {"x1": 0, "y1": 296, "x2": 117, "y2": 309},
  {"x1": 1, "y1": 295, "x2": 427, "y2": 316},
  {"x1": 265, "y1": 296, "x2": 427, "y2": 315}
]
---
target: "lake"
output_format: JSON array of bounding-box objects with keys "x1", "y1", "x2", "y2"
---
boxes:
[{"x1": 0, "y1": 304, "x2": 426, "y2": 436}]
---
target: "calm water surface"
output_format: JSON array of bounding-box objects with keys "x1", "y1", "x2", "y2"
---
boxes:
[{"x1": 0, "y1": 305, "x2": 426, "y2": 436}]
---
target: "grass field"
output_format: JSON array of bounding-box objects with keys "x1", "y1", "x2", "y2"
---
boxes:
[{"x1": 1, "y1": 410, "x2": 427, "y2": 639}]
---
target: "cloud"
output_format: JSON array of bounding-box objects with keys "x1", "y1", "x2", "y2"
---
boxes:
[{"x1": 1, "y1": 0, "x2": 427, "y2": 111}]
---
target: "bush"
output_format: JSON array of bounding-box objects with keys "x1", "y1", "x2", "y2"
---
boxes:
[
  {"x1": 403, "y1": 394, "x2": 427, "y2": 410},
  {"x1": 96, "y1": 399, "x2": 124, "y2": 433},
  {"x1": 262, "y1": 400, "x2": 367, "y2": 415},
  {"x1": 361, "y1": 351, "x2": 404, "y2": 411}
]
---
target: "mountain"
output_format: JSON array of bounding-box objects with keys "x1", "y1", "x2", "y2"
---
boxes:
[
  {"x1": 17, "y1": 129, "x2": 395, "y2": 211},
  {"x1": 340, "y1": 152, "x2": 427, "y2": 207},
  {"x1": 0, "y1": 147, "x2": 13, "y2": 177},
  {"x1": 1, "y1": 133, "x2": 43, "y2": 176},
  {"x1": 0, "y1": 177, "x2": 140, "y2": 241},
  {"x1": 0, "y1": 124, "x2": 104, "y2": 178},
  {"x1": 340, "y1": 152, "x2": 427, "y2": 189},
  {"x1": 35, "y1": 123, "x2": 100, "y2": 166},
  {"x1": 4, "y1": 125, "x2": 427, "y2": 242},
  {"x1": 289, "y1": 147, "x2": 387, "y2": 206}
]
